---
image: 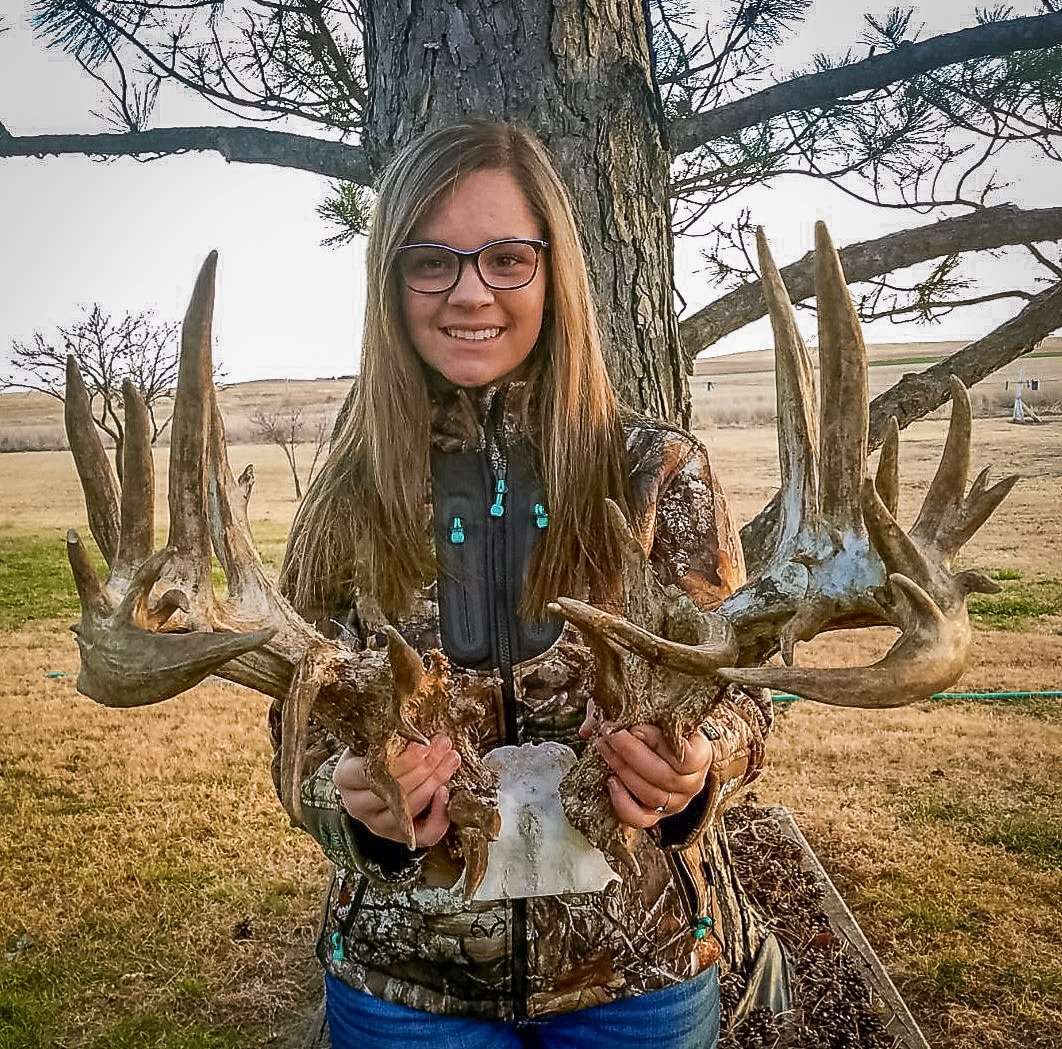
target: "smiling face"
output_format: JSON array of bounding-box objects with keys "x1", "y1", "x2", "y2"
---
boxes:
[{"x1": 399, "y1": 168, "x2": 549, "y2": 389}]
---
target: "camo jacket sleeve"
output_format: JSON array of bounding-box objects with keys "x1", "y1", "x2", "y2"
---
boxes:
[
  {"x1": 644, "y1": 431, "x2": 774, "y2": 850},
  {"x1": 266, "y1": 607, "x2": 427, "y2": 888}
]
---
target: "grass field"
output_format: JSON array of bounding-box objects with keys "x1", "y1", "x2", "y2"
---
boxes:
[{"x1": 1, "y1": 404, "x2": 1060, "y2": 1047}]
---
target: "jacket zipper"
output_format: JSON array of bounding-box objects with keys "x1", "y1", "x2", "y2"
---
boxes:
[
  {"x1": 483, "y1": 402, "x2": 528, "y2": 1021},
  {"x1": 665, "y1": 850, "x2": 718, "y2": 954}
]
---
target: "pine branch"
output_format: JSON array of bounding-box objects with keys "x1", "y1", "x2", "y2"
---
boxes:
[
  {"x1": 669, "y1": 12, "x2": 1062, "y2": 155},
  {"x1": 0, "y1": 124, "x2": 372, "y2": 184},
  {"x1": 680, "y1": 204, "x2": 1062, "y2": 359}
]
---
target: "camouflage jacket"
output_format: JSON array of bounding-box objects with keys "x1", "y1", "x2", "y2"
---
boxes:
[{"x1": 269, "y1": 377, "x2": 772, "y2": 1021}]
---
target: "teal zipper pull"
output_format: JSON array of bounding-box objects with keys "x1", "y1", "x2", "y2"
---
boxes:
[
  {"x1": 489, "y1": 479, "x2": 507, "y2": 518},
  {"x1": 533, "y1": 502, "x2": 549, "y2": 529},
  {"x1": 449, "y1": 515, "x2": 465, "y2": 544},
  {"x1": 692, "y1": 915, "x2": 714, "y2": 940},
  {"x1": 330, "y1": 930, "x2": 345, "y2": 964}
]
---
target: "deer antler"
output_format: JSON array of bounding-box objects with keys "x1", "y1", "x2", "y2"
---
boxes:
[
  {"x1": 546, "y1": 222, "x2": 1016, "y2": 872},
  {"x1": 549, "y1": 501, "x2": 738, "y2": 873},
  {"x1": 63, "y1": 254, "x2": 500, "y2": 898},
  {"x1": 550, "y1": 221, "x2": 1017, "y2": 771},
  {"x1": 717, "y1": 224, "x2": 1017, "y2": 705}
]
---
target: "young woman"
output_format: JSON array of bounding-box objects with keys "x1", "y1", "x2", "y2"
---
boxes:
[{"x1": 276, "y1": 120, "x2": 771, "y2": 1049}]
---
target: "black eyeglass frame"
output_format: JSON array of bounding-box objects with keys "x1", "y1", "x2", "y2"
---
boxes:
[{"x1": 394, "y1": 237, "x2": 550, "y2": 294}]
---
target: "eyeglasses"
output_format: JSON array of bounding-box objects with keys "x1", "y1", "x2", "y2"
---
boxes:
[{"x1": 395, "y1": 238, "x2": 549, "y2": 294}]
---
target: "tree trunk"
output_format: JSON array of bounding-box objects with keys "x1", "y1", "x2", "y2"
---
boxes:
[{"x1": 361, "y1": 0, "x2": 689, "y2": 423}]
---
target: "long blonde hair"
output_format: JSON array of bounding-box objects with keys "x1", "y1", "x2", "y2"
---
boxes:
[{"x1": 282, "y1": 120, "x2": 630, "y2": 622}]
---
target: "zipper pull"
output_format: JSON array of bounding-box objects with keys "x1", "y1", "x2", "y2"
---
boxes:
[
  {"x1": 449, "y1": 515, "x2": 465, "y2": 544},
  {"x1": 533, "y1": 502, "x2": 549, "y2": 529},
  {"x1": 330, "y1": 929, "x2": 346, "y2": 964},
  {"x1": 691, "y1": 915, "x2": 714, "y2": 940},
  {"x1": 489, "y1": 479, "x2": 507, "y2": 518}
]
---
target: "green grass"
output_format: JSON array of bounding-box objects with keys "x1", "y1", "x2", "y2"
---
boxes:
[
  {"x1": 0, "y1": 524, "x2": 291, "y2": 631},
  {"x1": 0, "y1": 956, "x2": 91, "y2": 1049},
  {"x1": 989, "y1": 567, "x2": 1024, "y2": 582},
  {"x1": 920, "y1": 956, "x2": 972, "y2": 997},
  {"x1": 895, "y1": 901, "x2": 986, "y2": 936},
  {"x1": 968, "y1": 578, "x2": 1062, "y2": 631},
  {"x1": 88, "y1": 1013, "x2": 243, "y2": 1049},
  {"x1": 0, "y1": 531, "x2": 105, "y2": 630},
  {"x1": 902, "y1": 795, "x2": 1062, "y2": 868}
]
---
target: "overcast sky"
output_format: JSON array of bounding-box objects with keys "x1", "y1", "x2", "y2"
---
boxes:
[{"x1": 0, "y1": 0, "x2": 1057, "y2": 383}]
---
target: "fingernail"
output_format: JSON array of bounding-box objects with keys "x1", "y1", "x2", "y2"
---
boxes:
[{"x1": 632, "y1": 727, "x2": 648, "y2": 742}]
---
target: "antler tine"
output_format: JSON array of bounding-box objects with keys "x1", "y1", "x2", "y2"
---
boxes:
[
  {"x1": 967, "y1": 465, "x2": 991, "y2": 503},
  {"x1": 64, "y1": 357, "x2": 120, "y2": 567},
  {"x1": 280, "y1": 646, "x2": 338, "y2": 828},
  {"x1": 166, "y1": 252, "x2": 218, "y2": 597},
  {"x1": 875, "y1": 417, "x2": 900, "y2": 520},
  {"x1": 860, "y1": 477, "x2": 936, "y2": 592},
  {"x1": 910, "y1": 375, "x2": 971, "y2": 551},
  {"x1": 721, "y1": 575, "x2": 968, "y2": 708},
  {"x1": 385, "y1": 627, "x2": 432, "y2": 745},
  {"x1": 756, "y1": 227, "x2": 819, "y2": 546},
  {"x1": 66, "y1": 530, "x2": 110, "y2": 616},
  {"x1": 207, "y1": 386, "x2": 270, "y2": 611},
  {"x1": 111, "y1": 380, "x2": 155, "y2": 587},
  {"x1": 953, "y1": 473, "x2": 1020, "y2": 554},
  {"x1": 815, "y1": 221, "x2": 869, "y2": 533},
  {"x1": 548, "y1": 598, "x2": 738, "y2": 675}
]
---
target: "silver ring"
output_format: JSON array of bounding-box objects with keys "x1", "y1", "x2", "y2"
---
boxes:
[{"x1": 654, "y1": 791, "x2": 672, "y2": 815}]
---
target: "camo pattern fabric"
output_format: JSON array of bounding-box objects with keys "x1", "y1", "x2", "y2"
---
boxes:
[{"x1": 268, "y1": 378, "x2": 772, "y2": 1021}]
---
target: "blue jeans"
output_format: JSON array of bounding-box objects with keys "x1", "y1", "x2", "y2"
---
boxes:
[{"x1": 324, "y1": 966, "x2": 720, "y2": 1049}]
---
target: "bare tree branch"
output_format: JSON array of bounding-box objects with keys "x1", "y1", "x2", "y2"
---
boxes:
[
  {"x1": 0, "y1": 124, "x2": 373, "y2": 184},
  {"x1": 680, "y1": 204, "x2": 1062, "y2": 359},
  {"x1": 740, "y1": 278, "x2": 1062, "y2": 571},
  {"x1": 669, "y1": 11, "x2": 1062, "y2": 155}
]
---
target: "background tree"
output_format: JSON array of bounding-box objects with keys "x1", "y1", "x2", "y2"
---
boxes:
[
  {"x1": 249, "y1": 404, "x2": 331, "y2": 499},
  {"x1": 1, "y1": 305, "x2": 188, "y2": 478}
]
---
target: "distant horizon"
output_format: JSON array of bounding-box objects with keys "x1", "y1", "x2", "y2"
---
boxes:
[{"x1": 4, "y1": 334, "x2": 1060, "y2": 396}]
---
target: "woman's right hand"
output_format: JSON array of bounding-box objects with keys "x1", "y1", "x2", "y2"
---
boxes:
[{"x1": 333, "y1": 734, "x2": 461, "y2": 848}]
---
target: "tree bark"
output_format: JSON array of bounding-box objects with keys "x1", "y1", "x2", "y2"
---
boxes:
[
  {"x1": 668, "y1": 12, "x2": 1062, "y2": 156},
  {"x1": 679, "y1": 204, "x2": 1062, "y2": 359},
  {"x1": 360, "y1": 0, "x2": 688, "y2": 422},
  {"x1": 739, "y1": 279, "x2": 1062, "y2": 572}
]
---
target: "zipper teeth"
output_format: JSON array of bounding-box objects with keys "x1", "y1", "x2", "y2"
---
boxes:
[{"x1": 485, "y1": 407, "x2": 526, "y2": 1020}]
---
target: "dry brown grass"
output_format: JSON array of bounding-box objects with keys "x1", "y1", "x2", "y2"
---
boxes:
[
  {"x1": 1, "y1": 620, "x2": 327, "y2": 1045},
  {"x1": 1, "y1": 408, "x2": 1060, "y2": 1047},
  {"x1": 0, "y1": 378, "x2": 351, "y2": 454}
]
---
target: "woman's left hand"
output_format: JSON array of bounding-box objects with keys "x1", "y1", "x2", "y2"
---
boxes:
[{"x1": 590, "y1": 721, "x2": 724, "y2": 829}]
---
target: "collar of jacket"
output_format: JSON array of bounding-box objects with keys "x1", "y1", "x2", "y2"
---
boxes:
[{"x1": 425, "y1": 357, "x2": 541, "y2": 454}]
